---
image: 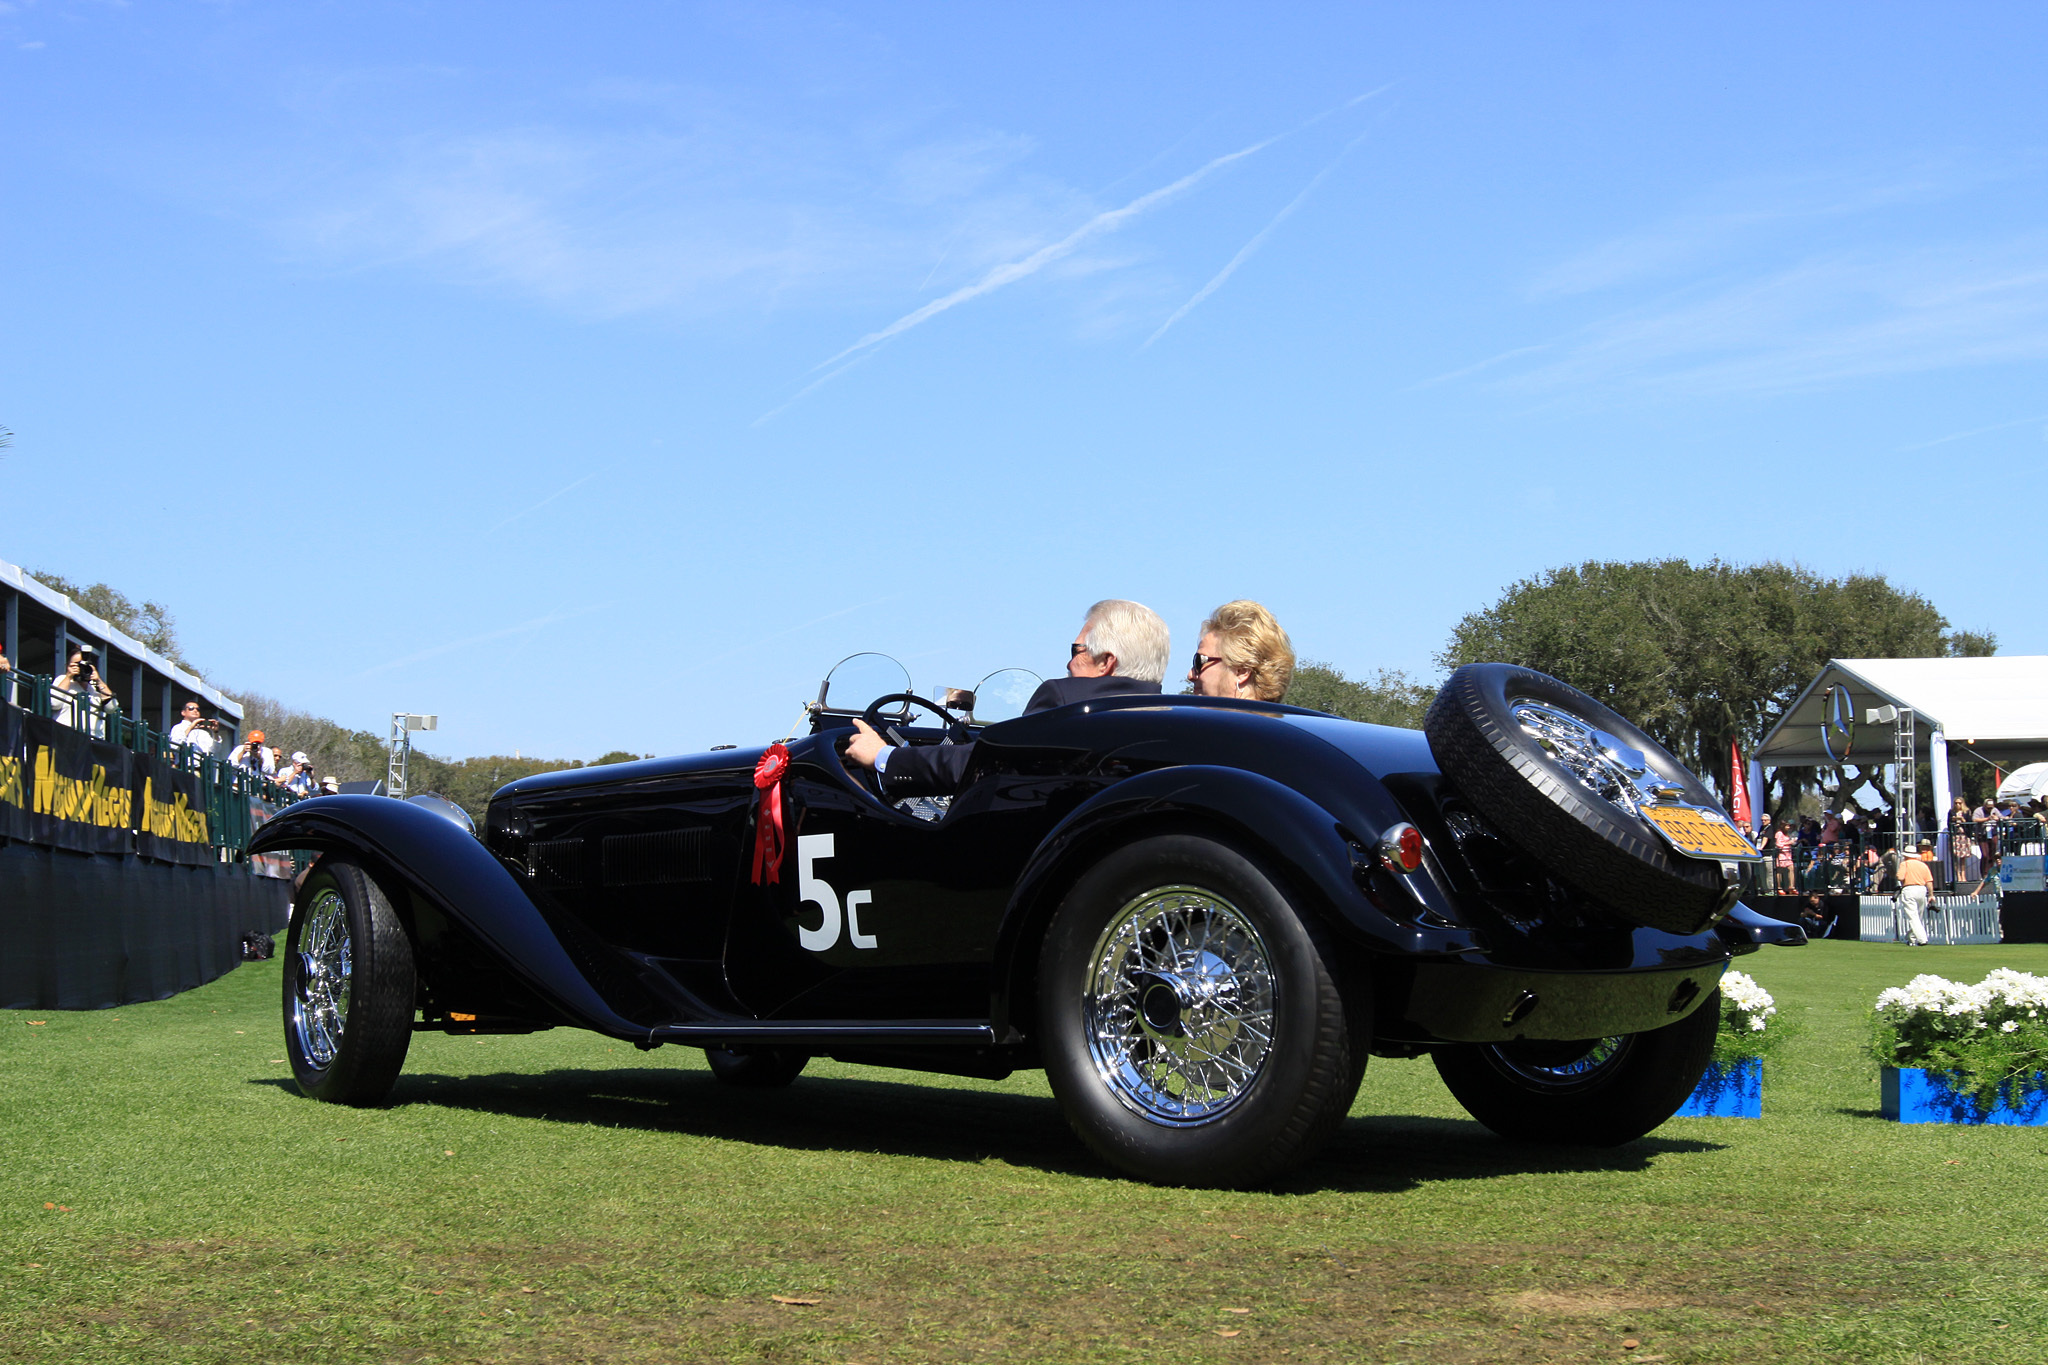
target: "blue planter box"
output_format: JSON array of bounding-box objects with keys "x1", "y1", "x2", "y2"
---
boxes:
[
  {"x1": 1881, "y1": 1068, "x2": 2048, "y2": 1125},
  {"x1": 1676, "y1": 1058, "x2": 1762, "y2": 1118}
]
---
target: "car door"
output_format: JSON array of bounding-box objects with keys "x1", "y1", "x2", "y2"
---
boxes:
[{"x1": 721, "y1": 739, "x2": 1059, "y2": 1021}]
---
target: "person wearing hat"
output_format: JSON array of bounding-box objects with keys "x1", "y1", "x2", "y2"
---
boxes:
[
  {"x1": 227, "y1": 730, "x2": 277, "y2": 777},
  {"x1": 1896, "y1": 838, "x2": 1936, "y2": 946},
  {"x1": 280, "y1": 751, "x2": 318, "y2": 798}
]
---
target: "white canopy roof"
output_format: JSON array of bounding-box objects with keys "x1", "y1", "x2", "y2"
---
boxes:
[
  {"x1": 1754, "y1": 656, "x2": 2048, "y2": 768},
  {"x1": 1999, "y1": 763, "x2": 2048, "y2": 805}
]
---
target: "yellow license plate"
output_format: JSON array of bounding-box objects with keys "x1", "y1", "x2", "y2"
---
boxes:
[{"x1": 1643, "y1": 804, "x2": 1760, "y2": 861}]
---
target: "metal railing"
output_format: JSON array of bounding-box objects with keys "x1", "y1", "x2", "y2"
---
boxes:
[
  {"x1": 3, "y1": 669, "x2": 302, "y2": 857},
  {"x1": 1743, "y1": 821, "x2": 2043, "y2": 897},
  {"x1": 1857, "y1": 893, "x2": 2004, "y2": 944}
]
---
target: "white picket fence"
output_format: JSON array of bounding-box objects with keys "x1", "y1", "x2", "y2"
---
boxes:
[{"x1": 1857, "y1": 894, "x2": 2004, "y2": 945}]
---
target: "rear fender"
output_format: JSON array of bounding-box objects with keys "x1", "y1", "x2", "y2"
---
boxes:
[
  {"x1": 988, "y1": 765, "x2": 1480, "y2": 1038},
  {"x1": 250, "y1": 795, "x2": 649, "y2": 1038}
]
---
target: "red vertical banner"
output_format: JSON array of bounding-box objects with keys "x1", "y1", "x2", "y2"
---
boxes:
[{"x1": 1729, "y1": 739, "x2": 1752, "y2": 829}]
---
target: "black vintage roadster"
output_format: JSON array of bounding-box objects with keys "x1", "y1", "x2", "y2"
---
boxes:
[{"x1": 249, "y1": 655, "x2": 1800, "y2": 1186}]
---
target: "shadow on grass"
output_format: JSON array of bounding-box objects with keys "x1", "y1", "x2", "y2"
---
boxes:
[{"x1": 250, "y1": 1065, "x2": 1725, "y2": 1192}]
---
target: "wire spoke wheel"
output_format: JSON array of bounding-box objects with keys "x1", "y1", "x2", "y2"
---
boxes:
[
  {"x1": 1083, "y1": 884, "x2": 1277, "y2": 1126},
  {"x1": 1482, "y1": 1035, "x2": 1632, "y2": 1093},
  {"x1": 282, "y1": 858, "x2": 415, "y2": 1106},
  {"x1": 291, "y1": 887, "x2": 353, "y2": 1068},
  {"x1": 1510, "y1": 699, "x2": 1662, "y2": 818}
]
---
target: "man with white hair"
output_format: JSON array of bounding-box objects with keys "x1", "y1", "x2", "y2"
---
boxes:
[{"x1": 845, "y1": 599, "x2": 1170, "y2": 798}]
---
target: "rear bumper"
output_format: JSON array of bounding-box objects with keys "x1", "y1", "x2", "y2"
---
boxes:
[{"x1": 1377, "y1": 957, "x2": 1733, "y2": 1045}]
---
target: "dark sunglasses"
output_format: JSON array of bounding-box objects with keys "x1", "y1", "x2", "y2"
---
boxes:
[
  {"x1": 1190, "y1": 651, "x2": 1225, "y2": 676},
  {"x1": 1070, "y1": 642, "x2": 1092, "y2": 659}
]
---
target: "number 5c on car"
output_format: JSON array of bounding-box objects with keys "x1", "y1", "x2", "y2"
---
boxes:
[{"x1": 796, "y1": 834, "x2": 878, "y2": 951}]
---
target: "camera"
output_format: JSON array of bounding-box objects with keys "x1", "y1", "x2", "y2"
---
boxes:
[{"x1": 75, "y1": 647, "x2": 98, "y2": 674}]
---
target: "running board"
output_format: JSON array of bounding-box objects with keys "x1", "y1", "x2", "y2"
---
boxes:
[{"x1": 650, "y1": 1020, "x2": 998, "y2": 1047}]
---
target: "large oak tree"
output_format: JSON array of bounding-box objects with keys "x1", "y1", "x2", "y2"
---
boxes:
[{"x1": 1436, "y1": 559, "x2": 1995, "y2": 797}]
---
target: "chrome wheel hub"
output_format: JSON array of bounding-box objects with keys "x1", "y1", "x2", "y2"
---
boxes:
[
  {"x1": 1083, "y1": 886, "x2": 1276, "y2": 1126},
  {"x1": 290, "y1": 888, "x2": 352, "y2": 1069},
  {"x1": 1511, "y1": 700, "x2": 1680, "y2": 818}
]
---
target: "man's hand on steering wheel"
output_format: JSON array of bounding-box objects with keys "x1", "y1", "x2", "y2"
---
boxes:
[
  {"x1": 845, "y1": 719, "x2": 890, "y2": 770},
  {"x1": 844, "y1": 693, "x2": 958, "y2": 771}
]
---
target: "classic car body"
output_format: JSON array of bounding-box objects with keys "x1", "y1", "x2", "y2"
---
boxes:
[{"x1": 250, "y1": 659, "x2": 1801, "y2": 1185}]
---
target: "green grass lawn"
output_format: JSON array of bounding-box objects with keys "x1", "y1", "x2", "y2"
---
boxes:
[{"x1": 5, "y1": 940, "x2": 2048, "y2": 1364}]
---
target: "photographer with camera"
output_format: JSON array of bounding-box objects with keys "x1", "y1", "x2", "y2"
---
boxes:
[
  {"x1": 169, "y1": 699, "x2": 221, "y2": 756},
  {"x1": 228, "y1": 728, "x2": 277, "y2": 777},
  {"x1": 53, "y1": 645, "x2": 118, "y2": 737},
  {"x1": 280, "y1": 751, "x2": 317, "y2": 798}
]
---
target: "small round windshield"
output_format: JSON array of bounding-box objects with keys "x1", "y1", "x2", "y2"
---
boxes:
[
  {"x1": 820, "y1": 653, "x2": 912, "y2": 716},
  {"x1": 970, "y1": 668, "x2": 1044, "y2": 725}
]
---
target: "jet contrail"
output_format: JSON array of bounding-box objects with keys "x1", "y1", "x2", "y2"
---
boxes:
[
  {"x1": 1144, "y1": 127, "x2": 1374, "y2": 348},
  {"x1": 810, "y1": 87, "x2": 1398, "y2": 374},
  {"x1": 487, "y1": 471, "x2": 603, "y2": 532}
]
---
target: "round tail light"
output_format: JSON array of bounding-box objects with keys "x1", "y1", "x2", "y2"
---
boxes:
[{"x1": 1378, "y1": 823, "x2": 1424, "y2": 874}]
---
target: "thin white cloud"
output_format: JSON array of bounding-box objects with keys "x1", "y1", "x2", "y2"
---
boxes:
[
  {"x1": 701, "y1": 594, "x2": 902, "y2": 666},
  {"x1": 1406, "y1": 344, "x2": 1550, "y2": 390},
  {"x1": 1481, "y1": 242, "x2": 2048, "y2": 399},
  {"x1": 1895, "y1": 413, "x2": 2048, "y2": 453},
  {"x1": 1527, "y1": 163, "x2": 2000, "y2": 301},
  {"x1": 348, "y1": 606, "x2": 609, "y2": 680},
  {"x1": 1144, "y1": 127, "x2": 1373, "y2": 348}
]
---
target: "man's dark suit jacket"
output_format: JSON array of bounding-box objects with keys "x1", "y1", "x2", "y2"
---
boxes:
[{"x1": 876, "y1": 674, "x2": 1164, "y2": 799}]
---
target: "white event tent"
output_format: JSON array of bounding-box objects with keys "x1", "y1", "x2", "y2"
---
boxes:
[{"x1": 1754, "y1": 656, "x2": 2048, "y2": 830}]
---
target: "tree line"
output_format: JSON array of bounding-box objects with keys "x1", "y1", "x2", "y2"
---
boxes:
[{"x1": 25, "y1": 559, "x2": 1997, "y2": 820}]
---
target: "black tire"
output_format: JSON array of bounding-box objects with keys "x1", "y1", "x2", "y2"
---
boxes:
[
  {"x1": 283, "y1": 857, "x2": 416, "y2": 1106},
  {"x1": 704, "y1": 1047, "x2": 809, "y2": 1088},
  {"x1": 1432, "y1": 990, "x2": 1719, "y2": 1145},
  {"x1": 1038, "y1": 833, "x2": 1366, "y2": 1187},
  {"x1": 1425, "y1": 663, "x2": 1730, "y2": 934}
]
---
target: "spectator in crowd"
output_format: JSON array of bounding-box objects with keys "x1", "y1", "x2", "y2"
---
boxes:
[
  {"x1": 1765, "y1": 815, "x2": 1796, "y2": 893},
  {"x1": 168, "y1": 700, "x2": 219, "y2": 755},
  {"x1": 1795, "y1": 892, "x2": 1834, "y2": 938},
  {"x1": 228, "y1": 730, "x2": 277, "y2": 776},
  {"x1": 1896, "y1": 841, "x2": 1935, "y2": 945},
  {"x1": 280, "y1": 751, "x2": 317, "y2": 797},
  {"x1": 1946, "y1": 796, "x2": 1979, "y2": 886},
  {"x1": 319, "y1": 776, "x2": 341, "y2": 795},
  {"x1": 0, "y1": 644, "x2": 12, "y2": 707},
  {"x1": 52, "y1": 646, "x2": 117, "y2": 735},
  {"x1": 1186, "y1": 600, "x2": 1295, "y2": 701},
  {"x1": 267, "y1": 745, "x2": 286, "y2": 774}
]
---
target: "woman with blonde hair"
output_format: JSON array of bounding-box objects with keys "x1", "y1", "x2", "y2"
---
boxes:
[{"x1": 1187, "y1": 600, "x2": 1295, "y2": 702}]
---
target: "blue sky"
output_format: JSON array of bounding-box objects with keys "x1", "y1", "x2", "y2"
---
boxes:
[{"x1": 3, "y1": 3, "x2": 2044, "y2": 760}]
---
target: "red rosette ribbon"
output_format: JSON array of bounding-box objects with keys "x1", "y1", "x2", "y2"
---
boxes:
[{"x1": 749, "y1": 742, "x2": 791, "y2": 885}]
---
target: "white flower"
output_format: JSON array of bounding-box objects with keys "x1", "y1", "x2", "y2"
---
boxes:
[{"x1": 2002, "y1": 1021, "x2": 2020, "y2": 1033}]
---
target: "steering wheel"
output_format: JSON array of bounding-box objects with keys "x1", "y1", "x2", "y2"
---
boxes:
[{"x1": 860, "y1": 692, "x2": 957, "y2": 746}]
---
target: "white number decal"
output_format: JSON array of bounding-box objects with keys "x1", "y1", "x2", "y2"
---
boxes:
[
  {"x1": 846, "y1": 890, "x2": 877, "y2": 950},
  {"x1": 795, "y1": 834, "x2": 878, "y2": 952}
]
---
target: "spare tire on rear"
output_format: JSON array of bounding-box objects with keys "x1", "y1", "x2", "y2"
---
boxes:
[{"x1": 1424, "y1": 663, "x2": 1735, "y2": 935}]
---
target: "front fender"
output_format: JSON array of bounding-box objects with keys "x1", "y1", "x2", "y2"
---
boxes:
[
  {"x1": 251, "y1": 795, "x2": 649, "y2": 1039},
  {"x1": 988, "y1": 765, "x2": 1480, "y2": 1037}
]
